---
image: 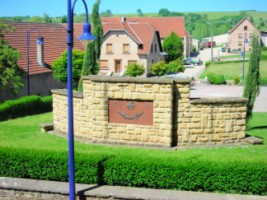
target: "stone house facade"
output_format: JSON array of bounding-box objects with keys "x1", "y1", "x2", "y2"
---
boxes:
[
  {"x1": 228, "y1": 18, "x2": 259, "y2": 52},
  {"x1": 99, "y1": 18, "x2": 163, "y2": 76}
]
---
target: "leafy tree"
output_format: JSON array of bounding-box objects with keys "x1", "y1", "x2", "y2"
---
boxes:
[
  {"x1": 243, "y1": 33, "x2": 261, "y2": 127},
  {"x1": 0, "y1": 22, "x2": 24, "y2": 94},
  {"x1": 163, "y1": 32, "x2": 184, "y2": 63},
  {"x1": 158, "y1": 8, "x2": 171, "y2": 16},
  {"x1": 74, "y1": 13, "x2": 86, "y2": 23},
  {"x1": 137, "y1": 8, "x2": 144, "y2": 17},
  {"x1": 100, "y1": 9, "x2": 112, "y2": 17},
  {"x1": 26, "y1": 16, "x2": 45, "y2": 23},
  {"x1": 192, "y1": 22, "x2": 209, "y2": 40},
  {"x1": 43, "y1": 13, "x2": 52, "y2": 23},
  {"x1": 51, "y1": 50, "x2": 84, "y2": 84},
  {"x1": 61, "y1": 15, "x2": 67, "y2": 23}
]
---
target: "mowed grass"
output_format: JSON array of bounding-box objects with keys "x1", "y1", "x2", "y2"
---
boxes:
[
  {"x1": 199, "y1": 60, "x2": 267, "y2": 81},
  {"x1": 0, "y1": 112, "x2": 266, "y2": 163}
]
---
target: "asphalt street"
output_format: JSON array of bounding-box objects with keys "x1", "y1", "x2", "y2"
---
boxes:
[{"x1": 180, "y1": 47, "x2": 267, "y2": 112}]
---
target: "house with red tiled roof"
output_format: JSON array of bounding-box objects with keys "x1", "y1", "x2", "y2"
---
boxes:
[
  {"x1": 101, "y1": 17, "x2": 192, "y2": 57},
  {"x1": 99, "y1": 17, "x2": 163, "y2": 76},
  {"x1": 228, "y1": 18, "x2": 259, "y2": 52},
  {"x1": 1, "y1": 21, "x2": 85, "y2": 101}
]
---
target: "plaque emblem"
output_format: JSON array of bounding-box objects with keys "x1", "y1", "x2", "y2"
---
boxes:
[{"x1": 127, "y1": 101, "x2": 135, "y2": 110}]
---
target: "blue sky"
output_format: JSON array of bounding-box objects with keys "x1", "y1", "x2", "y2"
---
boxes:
[{"x1": 0, "y1": 0, "x2": 266, "y2": 17}]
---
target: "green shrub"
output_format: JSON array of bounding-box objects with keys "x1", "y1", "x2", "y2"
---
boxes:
[
  {"x1": 207, "y1": 73, "x2": 226, "y2": 85},
  {"x1": 205, "y1": 61, "x2": 211, "y2": 67},
  {"x1": 234, "y1": 76, "x2": 241, "y2": 85},
  {"x1": 0, "y1": 148, "x2": 109, "y2": 184},
  {"x1": 0, "y1": 95, "x2": 52, "y2": 121},
  {"x1": 150, "y1": 61, "x2": 168, "y2": 76},
  {"x1": 103, "y1": 156, "x2": 266, "y2": 195},
  {"x1": 125, "y1": 63, "x2": 145, "y2": 77},
  {"x1": 166, "y1": 59, "x2": 185, "y2": 73}
]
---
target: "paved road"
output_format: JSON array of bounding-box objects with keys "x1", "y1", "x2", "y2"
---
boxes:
[{"x1": 178, "y1": 48, "x2": 267, "y2": 112}]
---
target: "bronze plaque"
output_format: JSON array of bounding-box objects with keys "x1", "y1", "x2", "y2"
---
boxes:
[{"x1": 109, "y1": 100, "x2": 153, "y2": 125}]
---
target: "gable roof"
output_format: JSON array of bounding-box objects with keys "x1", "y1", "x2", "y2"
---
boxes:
[
  {"x1": 102, "y1": 21, "x2": 161, "y2": 55},
  {"x1": 101, "y1": 17, "x2": 187, "y2": 39},
  {"x1": 228, "y1": 17, "x2": 258, "y2": 34},
  {"x1": 2, "y1": 21, "x2": 85, "y2": 75}
]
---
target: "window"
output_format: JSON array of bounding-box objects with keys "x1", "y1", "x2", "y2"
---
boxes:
[
  {"x1": 123, "y1": 44, "x2": 130, "y2": 54},
  {"x1": 128, "y1": 60, "x2": 137, "y2": 65},
  {"x1": 106, "y1": 44, "x2": 113, "y2": 54},
  {"x1": 238, "y1": 41, "x2": 242, "y2": 47},
  {"x1": 154, "y1": 44, "x2": 157, "y2": 53},
  {"x1": 150, "y1": 44, "x2": 153, "y2": 53},
  {"x1": 249, "y1": 33, "x2": 252, "y2": 39},
  {"x1": 238, "y1": 33, "x2": 243, "y2": 39},
  {"x1": 244, "y1": 26, "x2": 247, "y2": 31},
  {"x1": 99, "y1": 60, "x2": 108, "y2": 69}
]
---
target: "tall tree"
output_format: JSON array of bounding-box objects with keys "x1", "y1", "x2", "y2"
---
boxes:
[
  {"x1": 78, "y1": 0, "x2": 102, "y2": 91},
  {"x1": 0, "y1": 22, "x2": 24, "y2": 95},
  {"x1": 78, "y1": 42, "x2": 97, "y2": 91},
  {"x1": 163, "y1": 32, "x2": 184, "y2": 62},
  {"x1": 91, "y1": 0, "x2": 103, "y2": 59},
  {"x1": 243, "y1": 33, "x2": 261, "y2": 127}
]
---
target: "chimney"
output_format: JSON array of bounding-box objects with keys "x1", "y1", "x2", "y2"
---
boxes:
[
  {"x1": 36, "y1": 37, "x2": 46, "y2": 67},
  {"x1": 121, "y1": 16, "x2": 126, "y2": 23}
]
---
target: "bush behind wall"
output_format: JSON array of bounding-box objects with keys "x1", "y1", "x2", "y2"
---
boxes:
[{"x1": 0, "y1": 95, "x2": 52, "y2": 121}]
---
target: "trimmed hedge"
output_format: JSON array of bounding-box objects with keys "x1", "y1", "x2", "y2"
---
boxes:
[
  {"x1": 103, "y1": 156, "x2": 267, "y2": 195},
  {"x1": 0, "y1": 148, "x2": 109, "y2": 184},
  {"x1": 0, "y1": 95, "x2": 52, "y2": 121},
  {"x1": 0, "y1": 148, "x2": 266, "y2": 195}
]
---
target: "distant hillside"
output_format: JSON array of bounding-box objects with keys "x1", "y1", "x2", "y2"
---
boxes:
[{"x1": 114, "y1": 11, "x2": 267, "y2": 38}]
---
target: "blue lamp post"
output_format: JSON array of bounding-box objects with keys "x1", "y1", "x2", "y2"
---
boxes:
[
  {"x1": 67, "y1": 0, "x2": 95, "y2": 199},
  {"x1": 26, "y1": 29, "x2": 44, "y2": 95}
]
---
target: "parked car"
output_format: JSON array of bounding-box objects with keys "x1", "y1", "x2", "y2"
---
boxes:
[
  {"x1": 231, "y1": 49, "x2": 241, "y2": 54},
  {"x1": 183, "y1": 58, "x2": 192, "y2": 65},
  {"x1": 221, "y1": 47, "x2": 226, "y2": 52}
]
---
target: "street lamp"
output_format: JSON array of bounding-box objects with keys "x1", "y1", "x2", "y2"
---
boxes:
[
  {"x1": 207, "y1": 22, "x2": 214, "y2": 62},
  {"x1": 26, "y1": 29, "x2": 44, "y2": 95},
  {"x1": 67, "y1": 0, "x2": 95, "y2": 199},
  {"x1": 242, "y1": 32, "x2": 249, "y2": 81}
]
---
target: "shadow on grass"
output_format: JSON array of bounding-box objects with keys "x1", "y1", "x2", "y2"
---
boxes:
[{"x1": 249, "y1": 125, "x2": 267, "y2": 130}]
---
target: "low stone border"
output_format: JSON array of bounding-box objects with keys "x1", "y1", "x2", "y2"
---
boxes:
[{"x1": 1, "y1": 177, "x2": 266, "y2": 200}]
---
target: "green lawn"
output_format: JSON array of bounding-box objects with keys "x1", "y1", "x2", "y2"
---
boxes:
[
  {"x1": 199, "y1": 60, "x2": 267, "y2": 81},
  {"x1": 0, "y1": 112, "x2": 266, "y2": 163}
]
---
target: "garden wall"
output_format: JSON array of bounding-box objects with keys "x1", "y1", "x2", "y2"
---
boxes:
[{"x1": 52, "y1": 76, "x2": 247, "y2": 147}]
